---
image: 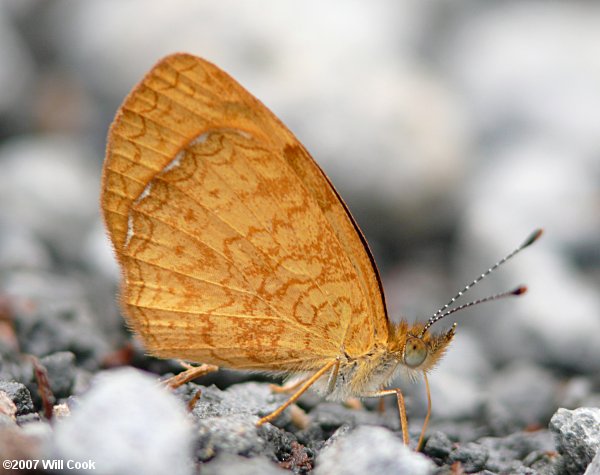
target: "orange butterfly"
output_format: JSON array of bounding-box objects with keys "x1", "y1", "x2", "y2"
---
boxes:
[{"x1": 101, "y1": 53, "x2": 541, "y2": 449}]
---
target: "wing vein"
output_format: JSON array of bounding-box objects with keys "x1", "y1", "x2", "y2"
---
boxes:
[{"x1": 124, "y1": 257, "x2": 328, "y2": 342}]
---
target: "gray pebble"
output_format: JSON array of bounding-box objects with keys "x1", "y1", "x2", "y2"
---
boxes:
[
  {"x1": 0, "y1": 413, "x2": 15, "y2": 428},
  {"x1": 549, "y1": 407, "x2": 600, "y2": 475},
  {"x1": 16, "y1": 412, "x2": 40, "y2": 425},
  {"x1": 449, "y1": 441, "x2": 488, "y2": 473},
  {"x1": 20, "y1": 419, "x2": 53, "y2": 443},
  {"x1": 0, "y1": 136, "x2": 101, "y2": 264},
  {"x1": 484, "y1": 361, "x2": 557, "y2": 435},
  {"x1": 0, "y1": 5, "x2": 34, "y2": 115},
  {"x1": 51, "y1": 367, "x2": 194, "y2": 475},
  {"x1": 524, "y1": 449, "x2": 562, "y2": 475},
  {"x1": 0, "y1": 224, "x2": 51, "y2": 271},
  {"x1": 559, "y1": 377, "x2": 594, "y2": 409},
  {"x1": 0, "y1": 390, "x2": 16, "y2": 423},
  {"x1": 192, "y1": 382, "x2": 290, "y2": 425},
  {"x1": 584, "y1": 448, "x2": 600, "y2": 475},
  {"x1": 202, "y1": 453, "x2": 288, "y2": 475},
  {"x1": 196, "y1": 412, "x2": 283, "y2": 462},
  {"x1": 2, "y1": 3, "x2": 599, "y2": 475},
  {"x1": 319, "y1": 423, "x2": 352, "y2": 451},
  {"x1": 478, "y1": 430, "x2": 556, "y2": 473},
  {"x1": 0, "y1": 380, "x2": 34, "y2": 415},
  {"x1": 427, "y1": 371, "x2": 484, "y2": 423},
  {"x1": 426, "y1": 420, "x2": 486, "y2": 444},
  {"x1": 315, "y1": 425, "x2": 434, "y2": 475},
  {"x1": 40, "y1": 351, "x2": 76, "y2": 399},
  {"x1": 10, "y1": 289, "x2": 109, "y2": 370},
  {"x1": 294, "y1": 424, "x2": 326, "y2": 451},
  {"x1": 423, "y1": 430, "x2": 453, "y2": 461},
  {"x1": 191, "y1": 383, "x2": 311, "y2": 465},
  {"x1": 309, "y1": 401, "x2": 392, "y2": 432}
]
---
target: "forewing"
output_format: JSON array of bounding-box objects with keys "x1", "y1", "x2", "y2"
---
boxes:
[{"x1": 101, "y1": 53, "x2": 388, "y2": 370}]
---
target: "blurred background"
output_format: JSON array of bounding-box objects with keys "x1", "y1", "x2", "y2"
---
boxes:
[{"x1": 1, "y1": 0, "x2": 599, "y2": 432}]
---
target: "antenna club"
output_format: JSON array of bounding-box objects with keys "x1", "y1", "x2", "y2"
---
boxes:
[
  {"x1": 512, "y1": 285, "x2": 528, "y2": 296},
  {"x1": 523, "y1": 228, "x2": 544, "y2": 247}
]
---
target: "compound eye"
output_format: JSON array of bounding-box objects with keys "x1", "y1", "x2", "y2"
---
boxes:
[{"x1": 403, "y1": 337, "x2": 427, "y2": 368}]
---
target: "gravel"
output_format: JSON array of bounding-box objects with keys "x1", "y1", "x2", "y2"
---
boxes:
[
  {"x1": 314, "y1": 425, "x2": 434, "y2": 475},
  {"x1": 50, "y1": 368, "x2": 195, "y2": 475},
  {"x1": 0, "y1": 381, "x2": 35, "y2": 416},
  {"x1": 550, "y1": 407, "x2": 600, "y2": 475},
  {"x1": 1, "y1": 2, "x2": 599, "y2": 474}
]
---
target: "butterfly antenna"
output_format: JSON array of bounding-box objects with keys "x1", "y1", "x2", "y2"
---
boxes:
[{"x1": 419, "y1": 228, "x2": 543, "y2": 337}]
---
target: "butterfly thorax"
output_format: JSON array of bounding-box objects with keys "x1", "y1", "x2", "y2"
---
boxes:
[
  {"x1": 306, "y1": 319, "x2": 455, "y2": 401},
  {"x1": 298, "y1": 346, "x2": 397, "y2": 401}
]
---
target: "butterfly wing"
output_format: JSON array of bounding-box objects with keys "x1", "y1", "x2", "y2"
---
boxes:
[{"x1": 101, "y1": 53, "x2": 388, "y2": 371}]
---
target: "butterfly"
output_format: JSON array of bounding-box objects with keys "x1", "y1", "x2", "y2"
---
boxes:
[{"x1": 101, "y1": 53, "x2": 541, "y2": 449}]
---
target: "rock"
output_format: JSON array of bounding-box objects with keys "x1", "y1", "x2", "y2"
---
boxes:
[
  {"x1": 584, "y1": 448, "x2": 600, "y2": 475},
  {"x1": 20, "y1": 419, "x2": 53, "y2": 443},
  {"x1": 9, "y1": 282, "x2": 110, "y2": 370},
  {"x1": 51, "y1": 368, "x2": 194, "y2": 475},
  {"x1": 202, "y1": 453, "x2": 288, "y2": 475},
  {"x1": 449, "y1": 441, "x2": 488, "y2": 473},
  {"x1": 294, "y1": 424, "x2": 326, "y2": 452},
  {"x1": 524, "y1": 448, "x2": 562, "y2": 475},
  {"x1": 0, "y1": 135, "x2": 101, "y2": 264},
  {"x1": 195, "y1": 413, "x2": 286, "y2": 463},
  {"x1": 0, "y1": 391, "x2": 17, "y2": 421},
  {"x1": 445, "y1": 2, "x2": 600, "y2": 154},
  {"x1": 0, "y1": 343, "x2": 22, "y2": 382},
  {"x1": 1, "y1": 2, "x2": 600, "y2": 475},
  {"x1": 425, "y1": 420, "x2": 485, "y2": 445},
  {"x1": 427, "y1": 371, "x2": 483, "y2": 423},
  {"x1": 423, "y1": 431, "x2": 453, "y2": 463},
  {"x1": 40, "y1": 351, "x2": 76, "y2": 399},
  {"x1": 192, "y1": 382, "x2": 290, "y2": 424},
  {"x1": 0, "y1": 224, "x2": 51, "y2": 271},
  {"x1": 0, "y1": 413, "x2": 15, "y2": 428},
  {"x1": 16, "y1": 412, "x2": 40, "y2": 425},
  {"x1": 0, "y1": 381, "x2": 35, "y2": 415},
  {"x1": 0, "y1": 5, "x2": 34, "y2": 116},
  {"x1": 314, "y1": 425, "x2": 434, "y2": 475},
  {"x1": 319, "y1": 423, "x2": 352, "y2": 449},
  {"x1": 478, "y1": 430, "x2": 557, "y2": 474},
  {"x1": 559, "y1": 377, "x2": 594, "y2": 409},
  {"x1": 483, "y1": 361, "x2": 557, "y2": 435},
  {"x1": 309, "y1": 401, "x2": 389, "y2": 432},
  {"x1": 550, "y1": 407, "x2": 600, "y2": 475},
  {"x1": 191, "y1": 382, "x2": 307, "y2": 464}
]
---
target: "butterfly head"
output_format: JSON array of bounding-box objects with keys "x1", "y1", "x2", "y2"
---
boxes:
[
  {"x1": 394, "y1": 228, "x2": 542, "y2": 373},
  {"x1": 388, "y1": 321, "x2": 456, "y2": 374}
]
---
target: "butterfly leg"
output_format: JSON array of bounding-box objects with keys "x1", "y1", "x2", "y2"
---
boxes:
[
  {"x1": 361, "y1": 387, "x2": 409, "y2": 445},
  {"x1": 256, "y1": 358, "x2": 338, "y2": 426},
  {"x1": 377, "y1": 397, "x2": 386, "y2": 414},
  {"x1": 164, "y1": 361, "x2": 219, "y2": 389},
  {"x1": 363, "y1": 372, "x2": 432, "y2": 450},
  {"x1": 416, "y1": 372, "x2": 431, "y2": 451},
  {"x1": 269, "y1": 376, "x2": 310, "y2": 394}
]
